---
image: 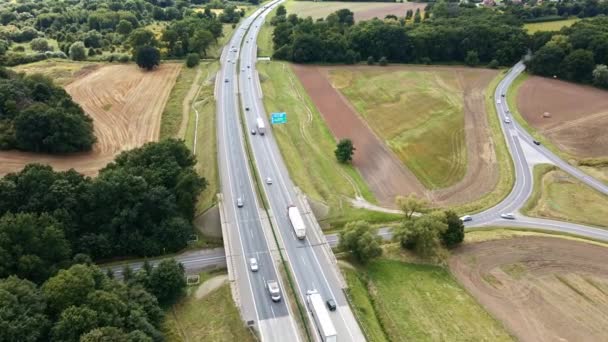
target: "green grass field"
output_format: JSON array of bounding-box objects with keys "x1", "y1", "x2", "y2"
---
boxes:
[
  {"x1": 523, "y1": 164, "x2": 608, "y2": 228},
  {"x1": 524, "y1": 18, "x2": 579, "y2": 33},
  {"x1": 160, "y1": 64, "x2": 199, "y2": 139},
  {"x1": 330, "y1": 68, "x2": 466, "y2": 189},
  {"x1": 163, "y1": 273, "x2": 253, "y2": 342},
  {"x1": 10, "y1": 59, "x2": 100, "y2": 86},
  {"x1": 344, "y1": 259, "x2": 512, "y2": 341},
  {"x1": 257, "y1": 61, "x2": 402, "y2": 227}
]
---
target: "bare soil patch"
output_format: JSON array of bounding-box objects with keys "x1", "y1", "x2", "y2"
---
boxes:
[
  {"x1": 517, "y1": 76, "x2": 608, "y2": 158},
  {"x1": 286, "y1": 1, "x2": 426, "y2": 22},
  {"x1": 0, "y1": 63, "x2": 181, "y2": 176},
  {"x1": 292, "y1": 64, "x2": 498, "y2": 207},
  {"x1": 450, "y1": 236, "x2": 608, "y2": 342}
]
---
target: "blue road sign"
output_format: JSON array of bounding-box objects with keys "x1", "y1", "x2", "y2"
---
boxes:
[{"x1": 271, "y1": 112, "x2": 287, "y2": 124}]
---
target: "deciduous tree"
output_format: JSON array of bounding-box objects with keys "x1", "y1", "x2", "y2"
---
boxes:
[
  {"x1": 335, "y1": 138, "x2": 355, "y2": 163},
  {"x1": 338, "y1": 221, "x2": 382, "y2": 263}
]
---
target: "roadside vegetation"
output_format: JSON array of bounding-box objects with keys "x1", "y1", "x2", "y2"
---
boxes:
[
  {"x1": 523, "y1": 164, "x2": 608, "y2": 228},
  {"x1": 161, "y1": 64, "x2": 200, "y2": 139},
  {"x1": 10, "y1": 59, "x2": 100, "y2": 86},
  {"x1": 330, "y1": 68, "x2": 466, "y2": 189},
  {"x1": 523, "y1": 18, "x2": 579, "y2": 33},
  {"x1": 164, "y1": 270, "x2": 253, "y2": 342}
]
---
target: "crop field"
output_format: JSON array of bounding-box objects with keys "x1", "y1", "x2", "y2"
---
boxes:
[
  {"x1": 0, "y1": 63, "x2": 181, "y2": 176},
  {"x1": 524, "y1": 18, "x2": 579, "y2": 33},
  {"x1": 11, "y1": 59, "x2": 101, "y2": 86},
  {"x1": 344, "y1": 259, "x2": 512, "y2": 341},
  {"x1": 516, "y1": 75, "x2": 608, "y2": 159},
  {"x1": 284, "y1": 1, "x2": 425, "y2": 21},
  {"x1": 293, "y1": 64, "x2": 499, "y2": 207},
  {"x1": 524, "y1": 165, "x2": 608, "y2": 228},
  {"x1": 450, "y1": 236, "x2": 608, "y2": 342}
]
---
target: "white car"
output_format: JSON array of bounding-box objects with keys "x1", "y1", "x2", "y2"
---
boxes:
[
  {"x1": 249, "y1": 258, "x2": 258, "y2": 272},
  {"x1": 504, "y1": 117, "x2": 511, "y2": 124},
  {"x1": 237, "y1": 197, "x2": 244, "y2": 207},
  {"x1": 266, "y1": 177, "x2": 272, "y2": 185},
  {"x1": 500, "y1": 213, "x2": 515, "y2": 220},
  {"x1": 459, "y1": 215, "x2": 473, "y2": 222},
  {"x1": 267, "y1": 280, "x2": 281, "y2": 302}
]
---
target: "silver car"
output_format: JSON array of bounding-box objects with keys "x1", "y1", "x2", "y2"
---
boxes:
[
  {"x1": 267, "y1": 280, "x2": 281, "y2": 302},
  {"x1": 237, "y1": 197, "x2": 243, "y2": 208},
  {"x1": 459, "y1": 215, "x2": 472, "y2": 222},
  {"x1": 249, "y1": 258, "x2": 258, "y2": 272},
  {"x1": 500, "y1": 213, "x2": 515, "y2": 220}
]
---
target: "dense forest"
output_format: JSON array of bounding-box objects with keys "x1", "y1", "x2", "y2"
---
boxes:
[
  {"x1": 0, "y1": 68, "x2": 96, "y2": 153},
  {"x1": 0, "y1": 259, "x2": 186, "y2": 342},
  {"x1": 0, "y1": 0, "x2": 257, "y2": 66},
  {"x1": 527, "y1": 16, "x2": 608, "y2": 88},
  {"x1": 504, "y1": 0, "x2": 608, "y2": 22},
  {"x1": 271, "y1": 6, "x2": 528, "y2": 66},
  {"x1": 0, "y1": 139, "x2": 206, "y2": 284}
]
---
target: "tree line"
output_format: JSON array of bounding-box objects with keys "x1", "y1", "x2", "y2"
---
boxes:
[
  {"x1": 0, "y1": 257, "x2": 186, "y2": 342},
  {"x1": 270, "y1": 6, "x2": 528, "y2": 66},
  {"x1": 526, "y1": 16, "x2": 608, "y2": 88},
  {"x1": 504, "y1": 0, "x2": 608, "y2": 22},
  {"x1": 0, "y1": 68, "x2": 96, "y2": 153},
  {"x1": 0, "y1": 139, "x2": 206, "y2": 284}
]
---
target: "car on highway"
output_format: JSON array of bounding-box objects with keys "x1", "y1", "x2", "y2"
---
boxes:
[
  {"x1": 249, "y1": 258, "x2": 258, "y2": 272},
  {"x1": 237, "y1": 197, "x2": 243, "y2": 207},
  {"x1": 266, "y1": 177, "x2": 272, "y2": 185},
  {"x1": 497, "y1": 99, "x2": 502, "y2": 104},
  {"x1": 245, "y1": 107, "x2": 250, "y2": 111},
  {"x1": 501, "y1": 93, "x2": 505, "y2": 97},
  {"x1": 504, "y1": 117, "x2": 511, "y2": 124},
  {"x1": 500, "y1": 213, "x2": 515, "y2": 219},
  {"x1": 242, "y1": 68, "x2": 245, "y2": 72},
  {"x1": 266, "y1": 280, "x2": 281, "y2": 302},
  {"x1": 533, "y1": 140, "x2": 541, "y2": 145},
  {"x1": 251, "y1": 128, "x2": 256, "y2": 135},
  {"x1": 247, "y1": 65, "x2": 251, "y2": 68},
  {"x1": 326, "y1": 298, "x2": 337, "y2": 311},
  {"x1": 225, "y1": 78, "x2": 229, "y2": 83},
  {"x1": 459, "y1": 215, "x2": 473, "y2": 222}
]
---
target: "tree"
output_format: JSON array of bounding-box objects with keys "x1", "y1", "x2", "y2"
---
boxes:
[
  {"x1": 561, "y1": 49, "x2": 595, "y2": 82},
  {"x1": 465, "y1": 50, "x2": 479, "y2": 66},
  {"x1": 185, "y1": 53, "x2": 199, "y2": 68},
  {"x1": 527, "y1": 44, "x2": 566, "y2": 77},
  {"x1": 276, "y1": 5, "x2": 287, "y2": 17},
  {"x1": 128, "y1": 29, "x2": 157, "y2": 48},
  {"x1": 338, "y1": 221, "x2": 382, "y2": 263},
  {"x1": 80, "y1": 327, "x2": 131, "y2": 342},
  {"x1": 335, "y1": 138, "x2": 355, "y2": 163},
  {"x1": 42, "y1": 264, "x2": 99, "y2": 314},
  {"x1": 135, "y1": 46, "x2": 160, "y2": 70},
  {"x1": 593, "y1": 64, "x2": 608, "y2": 88},
  {"x1": 69, "y1": 42, "x2": 86, "y2": 61},
  {"x1": 144, "y1": 259, "x2": 185, "y2": 306},
  {"x1": 0, "y1": 276, "x2": 50, "y2": 342},
  {"x1": 395, "y1": 194, "x2": 429, "y2": 220},
  {"x1": 379, "y1": 56, "x2": 388, "y2": 66},
  {"x1": 30, "y1": 38, "x2": 50, "y2": 52},
  {"x1": 116, "y1": 20, "x2": 133, "y2": 35},
  {"x1": 393, "y1": 214, "x2": 447, "y2": 258},
  {"x1": 190, "y1": 29, "x2": 214, "y2": 56},
  {"x1": 441, "y1": 211, "x2": 464, "y2": 248},
  {"x1": 50, "y1": 306, "x2": 99, "y2": 342},
  {"x1": 367, "y1": 56, "x2": 374, "y2": 65},
  {"x1": 414, "y1": 9, "x2": 422, "y2": 23}
]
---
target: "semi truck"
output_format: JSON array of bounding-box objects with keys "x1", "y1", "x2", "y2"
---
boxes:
[
  {"x1": 256, "y1": 117, "x2": 265, "y2": 135},
  {"x1": 287, "y1": 205, "x2": 306, "y2": 239},
  {"x1": 306, "y1": 290, "x2": 337, "y2": 342}
]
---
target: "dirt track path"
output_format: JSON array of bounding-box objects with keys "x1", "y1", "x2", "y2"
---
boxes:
[
  {"x1": 0, "y1": 63, "x2": 181, "y2": 176},
  {"x1": 177, "y1": 67, "x2": 203, "y2": 138}
]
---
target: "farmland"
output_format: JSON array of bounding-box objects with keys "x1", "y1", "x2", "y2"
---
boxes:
[
  {"x1": 343, "y1": 258, "x2": 512, "y2": 341},
  {"x1": 524, "y1": 165, "x2": 608, "y2": 228},
  {"x1": 523, "y1": 18, "x2": 580, "y2": 33},
  {"x1": 450, "y1": 235, "x2": 608, "y2": 342},
  {"x1": 0, "y1": 62, "x2": 181, "y2": 176},
  {"x1": 515, "y1": 74, "x2": 608, "y2": 159},
  {"x1": 284, "y1": 1, "x2": 425, "y2": 21},
  {"x1": 293, "y1": 65, "x2": 499, "y2": 207},
  {"x1": 11, "y1": 59, "x2": 101, "y2": 86}
]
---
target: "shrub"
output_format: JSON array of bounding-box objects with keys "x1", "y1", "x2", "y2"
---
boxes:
[{"x1": 185, "y1": 53, "x2": 200, "y2": 68}]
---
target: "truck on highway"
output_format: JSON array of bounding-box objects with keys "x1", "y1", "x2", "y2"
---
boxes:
[
  {"x1": 306, "y1": 290, "x2": 337, "y2": 342},
  {"x1": 256, "y1": 117, "x2": 265, "y2": 135},
  {"x1": 287, "y1": 205, "x2": 306, "y2": 239}
]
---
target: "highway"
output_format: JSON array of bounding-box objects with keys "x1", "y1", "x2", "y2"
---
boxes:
[
  {"x1": 238, "y1": 2, "x2": 366, "y2": 341},
  {"x1": 215, "y1": 3, "x2": 300, "y2": 341}
]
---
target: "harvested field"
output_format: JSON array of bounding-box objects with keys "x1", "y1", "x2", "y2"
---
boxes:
[
  {"x1": 11, "y1": 59, "x2": 101, "y2": 86},
  {"x1": 450, "y1": 236, "x2": 608, "y2": 342},
  {"x1": 285, "y1": 1, "x2": 425, "y2": 21},
  {"x1": 292, "y1": 64, "x2": 499, "y2": 207},
  {"x1": 517, "y1": 75, "x2": 608, "y2": 158},
  {"x1": 524, "y1": 18, "x2": 579, "y2": 33},
  {"x1": 0, "y1": 63, "x2": 181, "y2": 176}
]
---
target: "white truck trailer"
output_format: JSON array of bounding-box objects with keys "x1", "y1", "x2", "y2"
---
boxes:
[
  {"x1": 256, "y1": 117, "x2": 265, "y2": 135},
  {"x1": 287, "y1": 205, "x2": 306, "y2": 239},
  {"x1": 306, "y1": 290, "x2": 337, "y2": 342}
]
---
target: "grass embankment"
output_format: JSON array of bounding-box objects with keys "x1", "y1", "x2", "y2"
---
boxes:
[
  {"x1": 256, "y1": 6, "x2": 277, "y2": 57},
  {"x1": 330, "y1": 68, "x2": 466, "y2": 189},
  {"x1": 449, "y1": 70, "x2": 514, "y2": 214},
  {"x1": 343, "y1": 258, "x2": 512, "y2": 341},
  {"x1": 522, "y1": 164, "x2": 608, "y2": 228},
  {"x1": 10, "y1": 59, "x2": 100, "y2": 86},
  {"x1": 524, "y1": 18, "x2": 579, "y2": 33},
  {"x1": 257, "y1": 61, "x2": 400, "y2": 227},
  {"x1": 163, "y1": 271, "x2": 254, "y2": 342},
  {"x1": 160, "y1": 65, "x2": 200, "y2": 139}
]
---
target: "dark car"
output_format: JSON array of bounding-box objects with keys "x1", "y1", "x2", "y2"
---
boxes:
[
  {"x1": 533, "y1": 140, "x2": 541, "y2": 145},
  {"x1": 326, "y1": 298, "x2": 337, "y2": 311},
  {"x1": 245, "y1": 107, "x2": 250, "y2": 111}
]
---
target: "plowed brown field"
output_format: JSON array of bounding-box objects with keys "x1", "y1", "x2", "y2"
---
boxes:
[
  {"x1": 450, "y1": 236, "x2": 608, "y2": 342},
  {"x1": 0, "y1": 63, "x2": 181, "y2": 176},
  {"x1": 517, "y1": 76, "x2": 608, "y2": 158},
  {"x1": 292, "y1": 64, "x2": 498, "y2": 207}
]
